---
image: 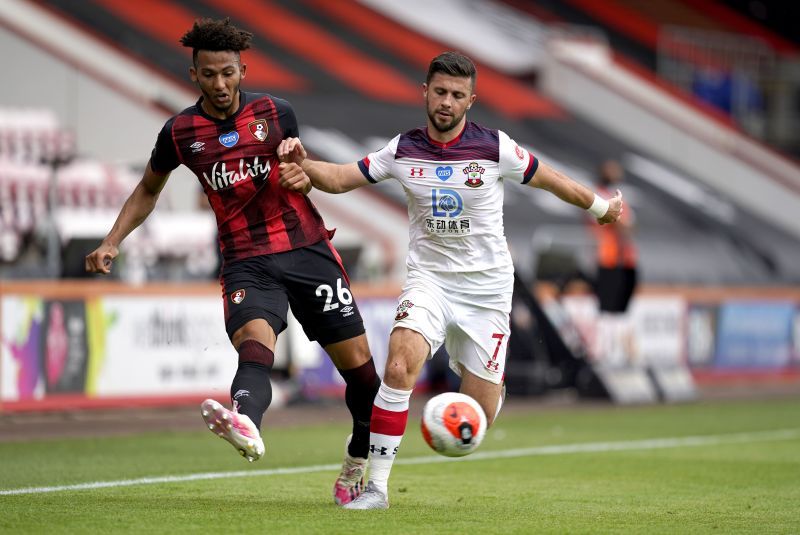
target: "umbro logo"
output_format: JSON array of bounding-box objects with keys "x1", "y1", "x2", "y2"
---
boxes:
[{"x1": 190, "y1": 141, "x2": 205, "y2": 153}]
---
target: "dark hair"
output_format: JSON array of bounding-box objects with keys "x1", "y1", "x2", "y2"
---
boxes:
[
  {"x1": 180, "y1": 18, "x2": 253, "y2": 65},
  {"x1": 426, "y1": 51, "x2": 477, "y2": 89}
]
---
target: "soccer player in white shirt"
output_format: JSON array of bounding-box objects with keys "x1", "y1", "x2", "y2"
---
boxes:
[{"x1": 278, "y1": 51, "x2": 622, "y2": 509}]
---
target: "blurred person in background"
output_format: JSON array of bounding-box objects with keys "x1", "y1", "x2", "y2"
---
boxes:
[
  {"x1": 592, "y1": 160, "x2": 637, "y2": 313},
  {"x1": 84, "y1": 17, "x2": 380, "y2": 507},
  {"x1": 278, "y1": 51, "x2": 623, "y2": 509},
  {"x1": 590, "y1": 159, "x2": 638, "y2": 365}
]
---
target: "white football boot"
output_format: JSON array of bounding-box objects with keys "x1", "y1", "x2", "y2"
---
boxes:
[
  {"x1": 342, "y1": 481, "x2": 389, "y2": 510},
  {"x1": 201, "y1": 399, "x2": 265, "y2": 462}
]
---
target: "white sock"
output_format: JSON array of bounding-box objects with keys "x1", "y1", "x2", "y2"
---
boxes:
[
  {"x1": 494, "y1": 384, "x2": 506, "y2": 422},
  {"x1": 368, "y1": 382, "x2": 412, "y2": 495}
]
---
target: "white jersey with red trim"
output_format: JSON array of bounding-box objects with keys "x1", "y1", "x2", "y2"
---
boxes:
[{"x1": 358, "y1": 122, "x2": 538, "y2": 293}]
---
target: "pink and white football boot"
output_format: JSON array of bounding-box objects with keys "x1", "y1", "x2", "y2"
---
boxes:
[
  {"x1": 333, "y1": 434, "x2": 368, "y2": 506},
  {"x1": 201, "y1": 399, "x2": 265, "y2": 462}
]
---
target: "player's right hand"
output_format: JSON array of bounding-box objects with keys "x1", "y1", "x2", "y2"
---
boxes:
[
  {"x1": 598, "y1": 189, "x2": 623, "y2": 225},
  {"x1": 277, "y1": 137, "x2": 307, "y2": 165},
  {"x1": 85, "y1": 242, "x2": 118, "y2": 274}
]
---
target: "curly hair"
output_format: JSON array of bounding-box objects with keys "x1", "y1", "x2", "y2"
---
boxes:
[{"x1": 180, "y1": 18, "x2": 253, "y2": 64}]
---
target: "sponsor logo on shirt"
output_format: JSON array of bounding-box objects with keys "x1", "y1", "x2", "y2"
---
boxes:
[
  {"x1": 428, "y1": 188, "x2": 470, "y2": 235},
  {"x1": 248, "y1": 119, "x2": 268, "y2": 142},
  {"x1": 219, "y1": 131, "x2": 239, "y2": 148},
  {"x1": 514, "y1": 144, "x2": 525, "y2": 160},
  {"x1": 435, "y1": 166, "x2": 453, "y2": 181},
  {"x1": 425, "y1": 217, "x2": 471, "y2": 235},
  {"x1": 463, "y1": 162, "x2": 485, "y2": 188},
  {"x1": 431, "y1": 188, "x2": 463, "y2": 217},
  {"x1": 202, "y1": 156, "x2": 270, "y2": 191},
  {"x1": 409, "y1": 167, "x2": 425, "y2": 177},
  {"x1": 190, "y1": 141, "x2": 205, "y2": 154}
]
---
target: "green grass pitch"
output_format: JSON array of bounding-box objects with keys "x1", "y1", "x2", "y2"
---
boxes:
[{"x1": 1, "y1": 397, "x2": 798, "y2": 534}]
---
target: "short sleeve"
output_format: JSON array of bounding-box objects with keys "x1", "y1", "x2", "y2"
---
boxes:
[
  {"x1": 274, "y1": 97, "x2": 299, "y2": 139},
  {"x1": 498, "y1": 130, "x2": 538, "y2": 184},
  {"x1": 357, "y1": 135, "x2": 400, "y2": 184},
  {"x1": 149, "y1": 117, "x2": 180, "y2": 175}
]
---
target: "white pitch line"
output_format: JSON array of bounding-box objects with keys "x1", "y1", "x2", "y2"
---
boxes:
[{"x1": 2, "y1": 428, "x2": 798, "y2": 496}]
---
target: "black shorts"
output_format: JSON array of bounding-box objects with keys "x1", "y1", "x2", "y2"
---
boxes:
[
  {"x1": 220, "y1": 239, "x2": 365, "y2": 346},
  {"x1": 595, "y1": 267, "x2": 637, "y2": 313}
]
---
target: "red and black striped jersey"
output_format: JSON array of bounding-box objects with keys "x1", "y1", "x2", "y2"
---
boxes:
[{"x1": 150, "y1": 92, "x2": 329, "y2": 263}]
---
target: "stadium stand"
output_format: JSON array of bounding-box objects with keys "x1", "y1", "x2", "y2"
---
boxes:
[
  {"x1": 500, "y1": 0, "x2": 800, "y2": 150},
  {"x1": 0, "y1": 106, "x2": 218, "y2": 281},
  {"x1": 2, "y1": 0, "x2": 799, "y2": 287}
]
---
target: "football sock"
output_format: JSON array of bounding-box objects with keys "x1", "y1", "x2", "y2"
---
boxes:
[
  {"x1": 494, "y1": 384, "x2": 506, "y2": 423},
  {"x1": 230, "y1": 339, "x2": 274, "y2": 430},
  {"x1": 368, "y1": 382, "x2": 413, "y2": 495},
  {"x1": 339, "y1": 358, "x2": 381, "y2": 459}
]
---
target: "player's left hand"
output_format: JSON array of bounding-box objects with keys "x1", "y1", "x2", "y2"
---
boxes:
[
  {"x1": 279, "y1": 162, "x2": 312, "y2": 194},
  {"x1": 598, "y1": 189, "x2": 623, "y2": 225}
]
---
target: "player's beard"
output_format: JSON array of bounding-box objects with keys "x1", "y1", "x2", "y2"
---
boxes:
[{"x1": 427, "y1": 104, "x2": 465, "y2": 134}]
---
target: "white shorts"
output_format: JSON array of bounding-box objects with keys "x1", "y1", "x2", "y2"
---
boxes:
[{"x1": 392, "y1": 275, "x2": 512, "y2": 385}]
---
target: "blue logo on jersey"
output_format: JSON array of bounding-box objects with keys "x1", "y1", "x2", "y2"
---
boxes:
[
  {"x1": 219, "y1": 131, "x2": 239, "y2": 148},
  {"x1": 431, "y1": 188, "x2": 463, "y2": 217},
  {"x1": 435, "y1": 166, "x2": 453, "y2": 181}
]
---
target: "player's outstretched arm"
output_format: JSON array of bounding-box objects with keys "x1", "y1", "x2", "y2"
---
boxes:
[
  {"x1": 278, "y1": 137, "x2": 369, "y2": 194},
  {"x1": 85, "y1": 161, "x2": 169, "y2": 274},
  {"x1": 529, "y1": 161, "x2": 623, "y2": 225}
]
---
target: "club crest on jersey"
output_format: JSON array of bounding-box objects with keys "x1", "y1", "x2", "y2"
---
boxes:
[
  {"x1": 231, "y1": 289, "x2": 246, "y2": 304},
  {"x1": 395, "y1": 300, "x2": 414, "y2": 320},
  {"x1": 190, "y1": 141, "x2": 205, "y2": 153},
  {"x1": 219, "y1": 131, "x2": 239, "y2": 148},
  {"x1": 435, "y1": 166, "x2": 453, "y2": 181},
  {"x1": 248, "y1": 119, "x2": 268, "y2": 142},
  {"x1": 463, "y1": 162, "x2": 485, "y2": 188}
]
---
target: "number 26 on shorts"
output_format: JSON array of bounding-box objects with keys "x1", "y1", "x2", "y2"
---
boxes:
[{"x1": 315, "y1": 278, "x2": 353, "y2": 312}]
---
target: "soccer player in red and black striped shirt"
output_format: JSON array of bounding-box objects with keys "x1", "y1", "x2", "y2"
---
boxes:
[{"x1": 85, "y1": 18, "x2": 378, "y2": 506}]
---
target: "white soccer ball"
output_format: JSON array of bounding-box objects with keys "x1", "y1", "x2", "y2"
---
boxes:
[{"x1": 420, "y1": 392, "x2": 487, "y2": 457}]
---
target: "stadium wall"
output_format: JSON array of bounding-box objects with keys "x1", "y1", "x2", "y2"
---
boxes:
[{"x1": 1, "y1": 281, "x2": 798, "y2": 412}]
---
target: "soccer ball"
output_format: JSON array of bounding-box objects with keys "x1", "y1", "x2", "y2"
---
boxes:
[{"x1": 420, "y1": 392, "x2": 487, "y2": 457}]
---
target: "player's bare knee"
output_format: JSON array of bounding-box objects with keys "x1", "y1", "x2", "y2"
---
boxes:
[
  {"x1": 344, "y1": 334, "x2": 372, "y2": 360},
  {"x1": 382, "y1": 349, "x2": 427, "y2": 390},
  {"x1": 324, "y1": 334, "x2": 371, "y2": 368},
  {"x1": 231, "y1": 319, "x2": 275, "y2": 350},
  {"x1": 382, "y1": 359, "x2": 416, "y2": 386}
]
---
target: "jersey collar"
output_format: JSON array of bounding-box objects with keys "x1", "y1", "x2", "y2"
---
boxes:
[{"x1": 426, "y1": 121, "x2": 467, "y2": 149}]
